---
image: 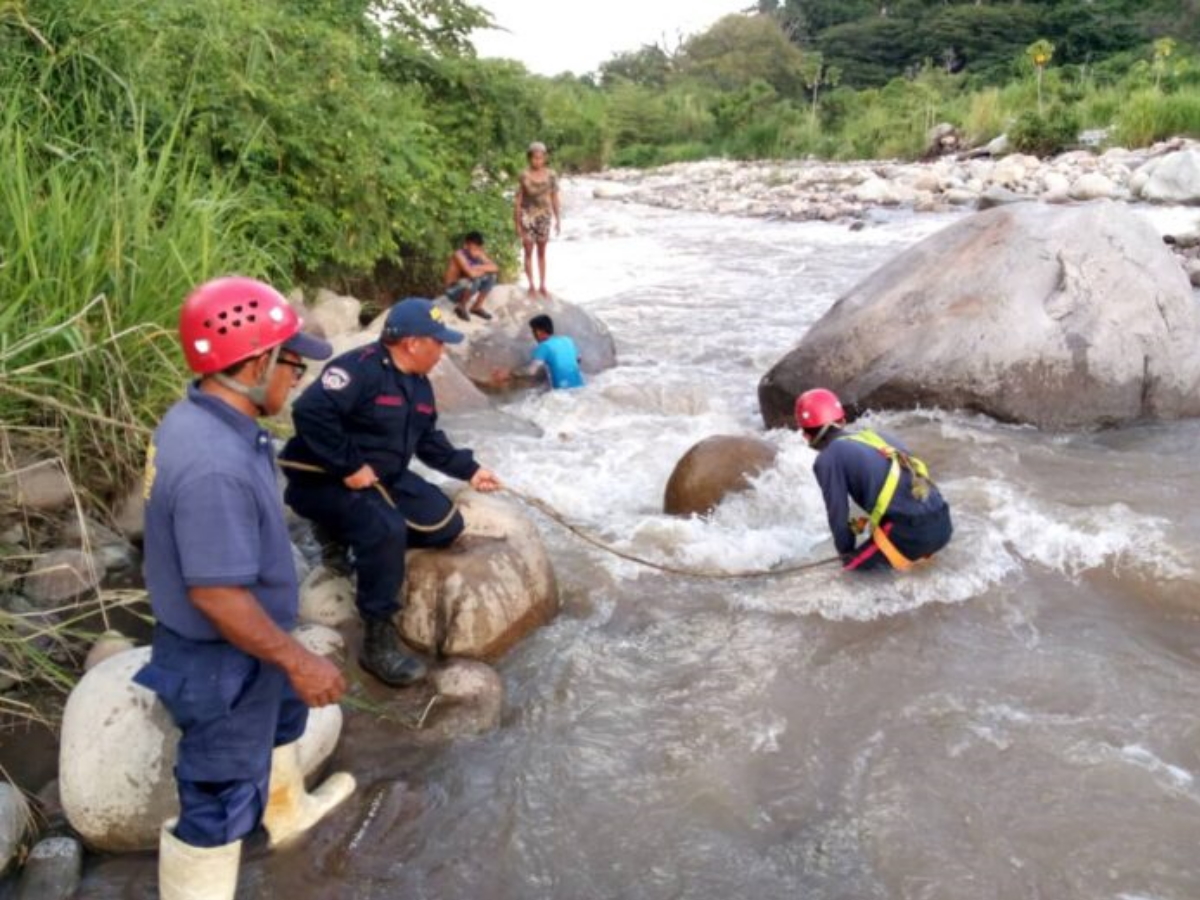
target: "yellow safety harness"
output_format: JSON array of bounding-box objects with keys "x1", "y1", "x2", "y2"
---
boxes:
[{"x1": 841, "y1": 429, "x2": 934, "y2": 571}]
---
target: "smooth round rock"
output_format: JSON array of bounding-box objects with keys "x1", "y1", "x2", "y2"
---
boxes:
[
  {"x1": 663, "y1": 435, "x2": 778, "y2": 517},
  {"x1": 59, "y1": 645, "x2": 343, "y2": 851}
]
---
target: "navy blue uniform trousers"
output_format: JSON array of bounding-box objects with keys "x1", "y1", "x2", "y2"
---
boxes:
[
  {"x1": 284, "y1": 470, "x2": 464, "y2": 621},
  {"x1": 134, "y1": 626, "x2": 307, "y2": 847}
]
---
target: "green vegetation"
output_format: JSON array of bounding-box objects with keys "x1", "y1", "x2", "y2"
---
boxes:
[{"x1": 4, "y1": 0, "x2": 1200, "y2": 508}]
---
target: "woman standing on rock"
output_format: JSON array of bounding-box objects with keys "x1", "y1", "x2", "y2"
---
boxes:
[{"x1": 514, "y1": 141, "x2": 561, "y2": 298}]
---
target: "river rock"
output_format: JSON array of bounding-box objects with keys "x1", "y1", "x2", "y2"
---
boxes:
[
  {"x1": 1134, "y1": 149, "x2": 1200, "y2": 204},
  {"x1": 111, "y1": 485, "x2": 145, "y2": 543},
  {"x1": 663, "y1": 436, "x2": 778, "y2": 517},
  {"x1": 976, "y1": 185, "x2": 1029, "y2": 210},
  {"x1": 60, "y1": 517, "x2": 137, "y2": 572},
  {"x1": 308, "y1": 290, "x2": 362, "y2": 339},
  {"x1": 399, "y1": 491, "x2": 558, "y2": 660},
  {"x1": 83, "y1": 630, "x2": 136, "y2": 671},
  {"x1": 1069, "y1": 172, "x2": 1116, "y2": 201},
  {"x1": 444, "y1": 285, "x2": 617, "y2": 388},
  {"x1": 22, "y1": 549, "x2": 100, "y2": 607},
  {"x1": 0, "y1": 782, "x2": 29, "y2": 875},
  {"x1": 430, "y1": 660, "x2": 503, "y2": 734},
  {"x1": 758, "y1": 202, "x2": 1200, "y2": 429},
  {"x1": 5, "y1": 463, "x2": 74, "y2": 512},
  {"x1": 298, "y1": 566, "x2": 356, "y2": 627},
  {"x1": 13, "y1": 837, "x2": 83, "y2": 900},
  {"x1": 59, "y1": 645, "x2": 343, "y2": 851}
]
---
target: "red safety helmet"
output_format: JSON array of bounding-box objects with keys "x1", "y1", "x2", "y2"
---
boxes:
[
  {"x1": 794, "y1": 388, "x2": 845, "y2": 431},
  {"x1": 178, "y1": 277, "x2": 300, "y2": 375}
]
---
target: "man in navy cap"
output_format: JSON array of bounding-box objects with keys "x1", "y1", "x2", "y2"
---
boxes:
[
  {"x1": 281, "y1": 297, "x2": 501, "y2": 687},
  {"x1": 136, "y1": 277, "x2": 355, "y2": 900}
]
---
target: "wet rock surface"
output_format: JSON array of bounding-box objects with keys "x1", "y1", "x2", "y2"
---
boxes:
[
  {"x1": 663, "y1": 435, "x2": 778, "y2": 517},
  {"x1": 399, "y1": 491, "x2": 558, "y2": 661},
  {"x1": 759, "y1": 202, "x2": 1200, "y2": 429}
]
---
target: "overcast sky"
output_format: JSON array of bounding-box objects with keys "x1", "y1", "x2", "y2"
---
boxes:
[{"x1": 472, "y1": 0, "x2": 750, "y2": 77}]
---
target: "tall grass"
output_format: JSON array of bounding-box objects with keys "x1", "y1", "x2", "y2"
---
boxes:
[
  {"x1": 1114, "y1": 89, "x2": 1200, "y2": 146},
  {"x1": 0, "y1": 66, "x2": 279, "y2": 497}
]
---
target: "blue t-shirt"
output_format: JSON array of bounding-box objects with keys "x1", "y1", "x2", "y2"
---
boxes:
[
  {"x1": 532, "y1": 335, "x2": 585, "y2": 389},
  {"x1": 142, "y1": 384, "x2": 299, "y2": 640}
]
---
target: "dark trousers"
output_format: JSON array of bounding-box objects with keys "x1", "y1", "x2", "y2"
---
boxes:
[
  {"x1": 848, "y1": 504, "x2": 954, "y2": 572},
  {"x1": 285, "y1": 470, "x2": 464, "y2": 621},
  {"x1": 133, "y1": 626, "x2": 308, "y2": 847}
]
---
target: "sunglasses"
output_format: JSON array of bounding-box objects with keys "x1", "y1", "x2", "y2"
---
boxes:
[{"x1": 277, "y1": 358, "x2": 308, "y2": 379}]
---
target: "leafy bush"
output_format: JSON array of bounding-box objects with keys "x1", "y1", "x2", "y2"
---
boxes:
[{"x1": 1009, "y1": 106, "x2": 1080, "y2": 156}]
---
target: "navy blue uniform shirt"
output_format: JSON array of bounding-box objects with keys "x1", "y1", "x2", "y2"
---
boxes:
[
  {"x1": 142, "y1": 384, "x2": 299, "y2": 640},
  {"x1": 814, "y1": 429, "x2": 948, "y2": 556},
  {"x1": 282, "y1": 342, "x2": 478, "y2": 483}
]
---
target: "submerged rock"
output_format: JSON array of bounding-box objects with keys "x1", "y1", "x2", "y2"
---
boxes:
[
  {"x1": 59, "y1": 643, "x2": 343, "y2": 851},
  {"x1": 399, "y1": 491, "x2": 558, "y2": 660},
  {"x1": 663, "y1": 436, "x2": 778, "y2": 517},
  {"x1": 759, "y1": 202, "x2": 1200, "y2": 429}
]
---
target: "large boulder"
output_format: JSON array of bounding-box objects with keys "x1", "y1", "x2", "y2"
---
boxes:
[
  {"x1": 399, "y1": 491, "x2": 558, "y2": 660},
  {"x1": 1132, "y1": 149, "x2": 1200, "y2": 204},
  {"x1": 663, "y1": 436, "x2": 778, "y2": 517},
  {"x1": 60, "y1": 629, "x2": 344, "y2": 852},
  {"x1": 443, "y1": 285, "x2": 617, "y2": 387},
  {"x1": 759, "y1": 202, "x2": 1200, "y2": 429}
]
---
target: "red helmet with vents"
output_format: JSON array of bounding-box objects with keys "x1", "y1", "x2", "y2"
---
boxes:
[
  {"x1": 178, "y1": 277, "x2": 300, "y2": 374},
  {"x1": 794, "y1": 388, "x2": 845, "y2": 431}
]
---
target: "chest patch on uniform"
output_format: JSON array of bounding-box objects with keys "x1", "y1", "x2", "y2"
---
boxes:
[
  {"x1": 322, "y1": 367, "x2": 351, "y2": 391},
  {"x1": 416, "y1": 403, "x2": 435, "y2": 414},
  {"x1": 375, "y1": 395, "x2": 404, "y2": 407}
]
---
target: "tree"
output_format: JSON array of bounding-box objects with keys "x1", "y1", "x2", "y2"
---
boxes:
[
  {"x1": 799, "y1": 52, "x2": 841, "y2": 122},
  {"x1": 678, "y1": 14, "x2": 808, "y2": 96},
  {"x1": 599, "y1": 44, "x2": 673, "y2": 88},
  {"x1": 1153, "y1": 36, "x2": 1177, "y2": 91},
  {"x1": 1027, "y1": 38, "x2": 1055, "y2": 113}
]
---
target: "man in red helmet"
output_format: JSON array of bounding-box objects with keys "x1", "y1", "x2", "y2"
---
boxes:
[
  {"x1": 134, "y1": 277, "x2": 355, "y2": 900},
  {"x1": 795, "y1": 388, "x2": 953, "y2": 571}
]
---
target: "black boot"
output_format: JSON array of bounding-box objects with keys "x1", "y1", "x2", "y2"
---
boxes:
[{"x1": 360, "y1": 619, "x2": 428, "y2": 687}]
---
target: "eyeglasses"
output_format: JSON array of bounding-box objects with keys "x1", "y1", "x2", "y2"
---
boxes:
[{"x1": 277, "y1": 358, "x2": 308, "y2": 379}]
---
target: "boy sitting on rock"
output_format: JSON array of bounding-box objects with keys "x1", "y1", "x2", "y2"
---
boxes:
[{"x1": 443, "y1": 231, "x2": 499, "y2": 321}]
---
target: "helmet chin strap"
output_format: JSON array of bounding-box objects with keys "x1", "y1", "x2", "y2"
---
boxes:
[{"x1": 213, "y1": 345, "x2": 282, "y2": 413}]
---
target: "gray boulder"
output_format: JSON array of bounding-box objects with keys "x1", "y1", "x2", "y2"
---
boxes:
[
  {"x1": 1133, "y1": 149, "x2": 1200, "y2": 204},
  {"x1": 3, "y1": 463, "x2": 74, "y2": 512},
  {"x1": 444, "y1": 285, "x2": 616, "y2": 387},
  {"x1": 759, "y1": 202, "x2": 1200, "y2": 429},
  {"x1": 663, "y1": 436, "x2": 778, "y2": 517}
]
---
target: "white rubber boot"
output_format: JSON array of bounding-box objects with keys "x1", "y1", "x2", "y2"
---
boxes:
[
  {"x1": 158, "y1": 820, "x2": 241, "y2": 900},
  {"x1": 262, "y1": 741, "x2": 356, "y2": 848}
]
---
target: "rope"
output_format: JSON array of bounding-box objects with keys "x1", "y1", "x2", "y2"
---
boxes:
[
  {"x1": 276, "y1": 459, "x2": 842, "y2": 580},
  {"x1": 500, "y1": 487, "x2": 843, "y2": 580}
]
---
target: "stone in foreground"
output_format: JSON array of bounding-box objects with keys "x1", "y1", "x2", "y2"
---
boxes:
[
  {"x1": 399, "y1": 491, "x2": 558, "y2": 660},
  {"x1": 60, "y1": 634, "x2": 344, "y2": 852}
]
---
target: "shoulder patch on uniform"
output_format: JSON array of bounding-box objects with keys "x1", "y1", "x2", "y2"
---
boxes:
[{"x1": 322, "y1": 366, "x2": 351, "y2": 391}]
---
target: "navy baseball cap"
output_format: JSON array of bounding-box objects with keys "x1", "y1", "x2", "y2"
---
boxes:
[
  {"x1": 282, "y1": 328, "x2": 333, "y2": 360},
  {"x1": 384, "y1": 297, "x2": 465, "y2": 344}
]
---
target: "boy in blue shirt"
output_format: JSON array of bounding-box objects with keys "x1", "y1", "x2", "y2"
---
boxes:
[{"x1": 528, "y1": 314, "x2": 585, "y2": 389}]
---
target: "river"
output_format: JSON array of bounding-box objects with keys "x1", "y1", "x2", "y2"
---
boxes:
[{"x1": 82, "y1": 181, "x2": 1200, "y2": 899}]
